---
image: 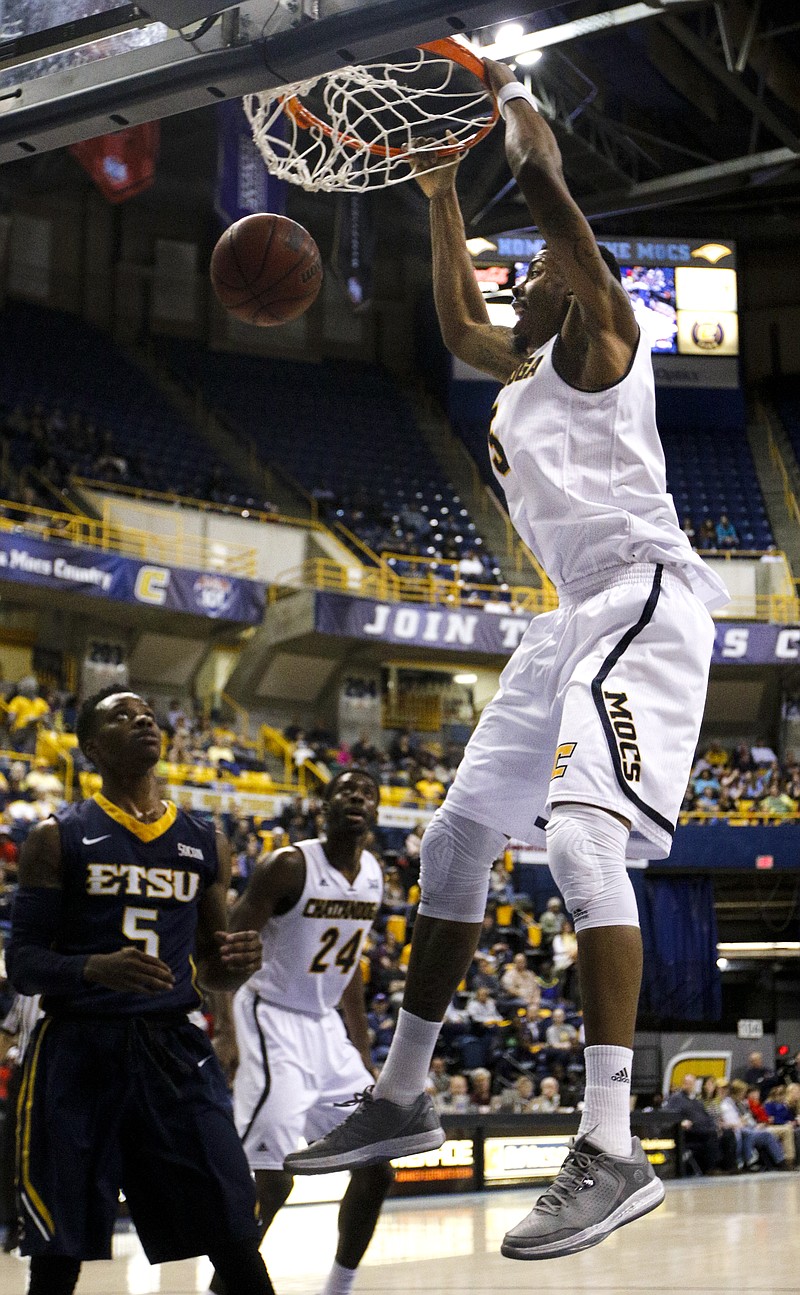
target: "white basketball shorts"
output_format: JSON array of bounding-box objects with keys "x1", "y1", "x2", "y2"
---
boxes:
[
  {"x1": 232, "y1": 987, "x2": 372, "y2": 1170},
  {"x1": 445, "y1": 563, "x2": 715, "y2": 859}
]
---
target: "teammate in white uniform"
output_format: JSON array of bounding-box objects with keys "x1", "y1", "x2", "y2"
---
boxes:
[
  {"x1": 212, "y1": 771, "x2": 392, "y2": 1295},
  {"x1": 287, "y1": 60, "x2": 729, "y2": 1260}
]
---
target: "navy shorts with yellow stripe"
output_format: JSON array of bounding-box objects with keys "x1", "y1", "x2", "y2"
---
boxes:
[{"x1": 16, "y1": 1014, "x2": 261, "y2": 1263}]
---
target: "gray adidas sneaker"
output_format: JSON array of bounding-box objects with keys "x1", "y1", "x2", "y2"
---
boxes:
[
  {"x1": 501, "y1": 1135, "x2": 665, "y2": 1261},
  {"x1": 284, "y1": 1090, "x2": 445, "y2": 1174}
]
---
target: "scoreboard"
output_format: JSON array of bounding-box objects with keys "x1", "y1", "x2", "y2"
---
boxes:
[{"x1": 466, "y1": 233, "x2": 739, "y2": 389}]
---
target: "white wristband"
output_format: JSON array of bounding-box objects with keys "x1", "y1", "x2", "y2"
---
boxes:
[{"x1": 496, "y1": 81, "x2": 538, "y2": 120}]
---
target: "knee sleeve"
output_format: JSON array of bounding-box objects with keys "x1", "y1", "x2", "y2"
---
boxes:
[
  {"x1": 546, "y1": 803, "x2": 639, "y2": 933},
  {"x1": 418, "y1": 807, "x2": 507, "y2": 924}
]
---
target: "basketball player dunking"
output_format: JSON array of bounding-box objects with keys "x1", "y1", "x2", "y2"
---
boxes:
[
  {"x1": 7, "y1": 688, "x2": 273, "y2": 1295},
  {"x1": 210, "y1": 769, "x2": 393, "y2": 1295},
  {"x1": 286, "y1": 61, "x2": 729, "y2": 1259}
]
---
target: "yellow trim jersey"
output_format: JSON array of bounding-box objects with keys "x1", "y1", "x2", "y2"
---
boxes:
[
  {"x1": 489, "y1": 331, "x2": 729, "y2": 610},
  {"x1": 247, "y1": 839, "x2": 383, "y2": 1018}
]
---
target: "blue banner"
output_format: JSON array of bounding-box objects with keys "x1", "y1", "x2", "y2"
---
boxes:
[
  {"x1": 0, "y1": 532, "x2": 265, "y2": 623},
  {"x1": 314, "y1": 592, "x2": 800, "y2": 665},
  {"x1": 215, "y1": 99, "x2": 286, "y2": 227}
]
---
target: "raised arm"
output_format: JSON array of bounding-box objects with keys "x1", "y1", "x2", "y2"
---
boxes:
[
  {"x1": 483, "y1": 61, "x2": 636, "y2": 342},
  {"x1": 413, "y1": 141, "x2": 518, "y2": 382}
]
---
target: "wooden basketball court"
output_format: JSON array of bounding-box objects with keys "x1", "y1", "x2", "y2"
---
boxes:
[{"x1": 2, "y1": 1174, "x2": 796, "y2": 1293}]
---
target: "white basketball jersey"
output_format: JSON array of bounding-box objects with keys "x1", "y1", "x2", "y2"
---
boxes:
[
  {"x1": 248, "y1": 839, "x2": 383, "y2": 1018},
  {"x1": 489, "y1": 331, "x2": 729, "y2": 610}
]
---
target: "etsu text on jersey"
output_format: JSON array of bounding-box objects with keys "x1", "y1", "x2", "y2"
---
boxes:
[{"x1": 86, "y1": 863, "x2": 201, "y2": 901}]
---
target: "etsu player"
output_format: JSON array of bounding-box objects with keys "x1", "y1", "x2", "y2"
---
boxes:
[
  {"x1": 210, "y1": 769, "x2": 392, "y2": 1295},
  {"x1": 7, "y1": 687, "x2": 273, "y2": 1295},
  {"x1": 287, "y1": 61, "x2": 729, "y2": 1259}
]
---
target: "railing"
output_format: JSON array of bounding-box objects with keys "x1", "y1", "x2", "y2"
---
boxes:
[
  {"x1": 272, "y1": 556, "x2": 560, "y2": 613},
  {"x1": 259, "y1": 723, "x2": 329, "y2": 793},
  {"x1": 766, "y1": 425, "x2": 800, "y2": 530},
  {"x1": 0, "y1": 496, "x2": 259, "y2": 578},
  {"x1": 72, "y1": 476, "x2": 335, "y2": 536},
  {"x1": 679, "y1": 809, "x2": 800, "y2": 826},
  {"x1": 0, "y1": 742, "x2": 74, "y2": 803}
]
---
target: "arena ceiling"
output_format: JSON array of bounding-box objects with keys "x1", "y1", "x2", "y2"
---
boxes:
[{"x1": 1, "y1": 1, "x2": 799, "y2": 251}]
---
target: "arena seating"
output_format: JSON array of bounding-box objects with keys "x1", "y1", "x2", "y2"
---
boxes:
[
  {"x1": 661, "y1": 427, "x2": 773, "y2": 549},
  {"x1": 454, "y1": 414, "x2": 773, "y2": 550},
  {"x1": 0, "y1": 302, "x2": 264, "y2": 509},
  {"x1": 773, "y1": 384, "x2": 800, "y2": 481},
  {"x1": 161, "y1": 340, "x2": 502, "y2": 580}
]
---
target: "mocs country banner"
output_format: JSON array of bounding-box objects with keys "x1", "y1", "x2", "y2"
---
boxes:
[{"x1": 0, "y1": 533, "x2": 265, "y2": 623}]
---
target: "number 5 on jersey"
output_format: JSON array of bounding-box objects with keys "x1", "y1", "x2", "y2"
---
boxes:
[
  {"x1": 309, "y1": 927, "x2": 363, "y2": 975},
  {"x1": 122, "y1": 906, "x2": 160, "y2": 956}
]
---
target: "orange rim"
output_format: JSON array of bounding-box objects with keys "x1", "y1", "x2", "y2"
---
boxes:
[{"x1": 280, "y1": 35, "x2": 498, "y2": 160}]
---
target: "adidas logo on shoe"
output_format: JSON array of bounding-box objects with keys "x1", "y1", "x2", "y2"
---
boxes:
[{"x1": 610, "y1": 1067, "x2": 630, "y2": 1082}]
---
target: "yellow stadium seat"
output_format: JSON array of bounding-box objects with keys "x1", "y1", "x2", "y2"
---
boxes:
[
  {"x1": 79, "y1": 771, "x2": 102, "y2": 798},
  {"x1": 407, "y1": 883, "x2": 420, "y2": 905},
  {"x1": 399, "y1": 942, "x2": 411, "y2": 968},
  {"x1": 385, "y1": 914, "x2": 406, "y2": 944},
  {"x1": 496, "y1": 903, "x2": 514, "y2": 927},
  {"x1": 527, "y1": 922, "x2": 542, "y2": 947},
  {"x1": 360, "y1": 956, "x2": 371, "y2": 984}
]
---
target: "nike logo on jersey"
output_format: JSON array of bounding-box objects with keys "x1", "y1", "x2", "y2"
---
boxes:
[
  {"x1": 602, "y1": 690, "x2": 642, "y2": 783},
  {"x1": 197, "y1": 1056, "x2": 211, "y2": 1069},
  {"x1": 368, "y1": 880, "x2": 381, "y2": 890},
  {"x1": 82, "y1": 834, "x2": 111, "y2": 845}
]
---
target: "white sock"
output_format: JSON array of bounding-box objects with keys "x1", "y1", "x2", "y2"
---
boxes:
[
  {"x1": 320, "y1": 1260, "x2": 356, "y2": 1295},
  {"x1": 577, "y1": 1044, "x2": 634, "y2": 1157},
  {"x1": 373, "y1": 1008, "x2": 442, "y2": 1106}
]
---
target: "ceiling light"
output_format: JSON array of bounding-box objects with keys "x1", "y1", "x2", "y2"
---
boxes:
[
  {"x1": 515, "y1": 49, "x2": 543, "y2": 66},
  {"x1": 495, "y1": 22, "x2": 525, "y2": 49},
  {"x1": 453, "y1": 672, "x2": 478, "y2": 685}
]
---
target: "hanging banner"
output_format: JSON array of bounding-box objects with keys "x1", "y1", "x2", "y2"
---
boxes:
[
  {"x1": 215, "y1": 99, "x2": 286, "y2": 226},
  {"x1": 69, "y1": 122, "x2": 160, "y2": 203},
  {"x1": 333, "y1": 193, "x2": 374, "y2": 310},
  {"x1": 0, "y1": 532, "x2": 264, "y2": 624},
  {"x1": 314, "y1": 592, "x2": 800, "y2": 665}
]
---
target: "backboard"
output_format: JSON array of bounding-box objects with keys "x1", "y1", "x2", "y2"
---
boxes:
[{"x1": 0, "y1": 1, "x2": 539, "y2": 166}]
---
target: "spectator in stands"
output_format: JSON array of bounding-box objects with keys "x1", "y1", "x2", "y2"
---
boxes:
[
  {"x1": 351, "y1": 732, "x2": 381, "y2": 767},
  {"x1": 6, "y1": 676, "x2": 49, "y2": 754},
  {"x1": 493, "y1": 1074, "x2": 536, "y2": 1114},
  {"x1": 435, "y1": 1073, "x2": 472, "y2": 1114},
  {"x1": 469, "y1": 953, "x2": 501, "y2": 996},
  {"x1": 500, "y1": 952, "x2": 540, "y2": 1013},
  {"x1": 715, "y1": 513, "x2": 739, "y2": 549},
  {"x1": 535, "y1": 960, "x2": 562, "y2": 1006},
  {"x1": 415, "y1": 768, "x2": 445, "y2": 804},
  {"x1": 663, "y1": 1073, "x2": 724, "y2": 1174},
  {"x1": 743, "y1": 1051, "x2": 773, "y2": 1093},
  {"x1": 368, "y1": 995, "x2": 396, "y2": 1065},
  {"x1": 545, "y1": 1007, "x2": 580, "y2": 1063},
  {"x1": 746, "y1": 1084, "x2": 795, "y2": 1164},
  {"x1": 538, "y1": 896, "x2": 565, "y2": 950},
  {"x1": 530, "y1": 1076, "x2": 562, "y2": 1114},
  {"x1": 457, "y1": 549, "x2": 485, "y2": 582},
  {"x1": 725, "y1": 1080, "x2": 786, "y2": 1169},
  {"x1": 698, "y1": 517, "x2": 717, "y2": 548},
  {"x1": 680, "y1": 514, "x2": 696, "y2": 546},
  {"x1": 382, "y1": 867, "x2": 408, "y2": 914},
  {"x1": 552, "y1": 918, "x2": 579, "y2": 1003},
  {"x1": 760, "y1": 778, "x2": 797, "y2": 816},
  {"x1": 402, "y1": 821, "x2": 424, "y2": 877},
  {"x1": 427, "y1": 1056, "x2": 450, "y2": 1100},
  {"x1": 468, "y1": 1068, "x2": 494, "y2": 1113}
]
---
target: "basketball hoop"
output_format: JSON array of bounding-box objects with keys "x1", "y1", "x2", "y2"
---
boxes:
[{"x1": 244, "y1": 38, "x2": 498, "y2": 193}]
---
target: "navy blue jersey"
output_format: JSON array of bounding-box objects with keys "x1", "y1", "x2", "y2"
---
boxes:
[{"x1": 46, "y1": 794, "x2": 218, "y2": 1016}]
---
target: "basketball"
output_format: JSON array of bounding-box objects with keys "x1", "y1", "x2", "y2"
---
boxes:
[{"x1": 210, "y1": 213, "x2": 323, "y2": 326}]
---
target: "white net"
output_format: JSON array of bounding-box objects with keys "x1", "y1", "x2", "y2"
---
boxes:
[{"x1": 244, "y1": 44, "x2": 497, "y2": 193}]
